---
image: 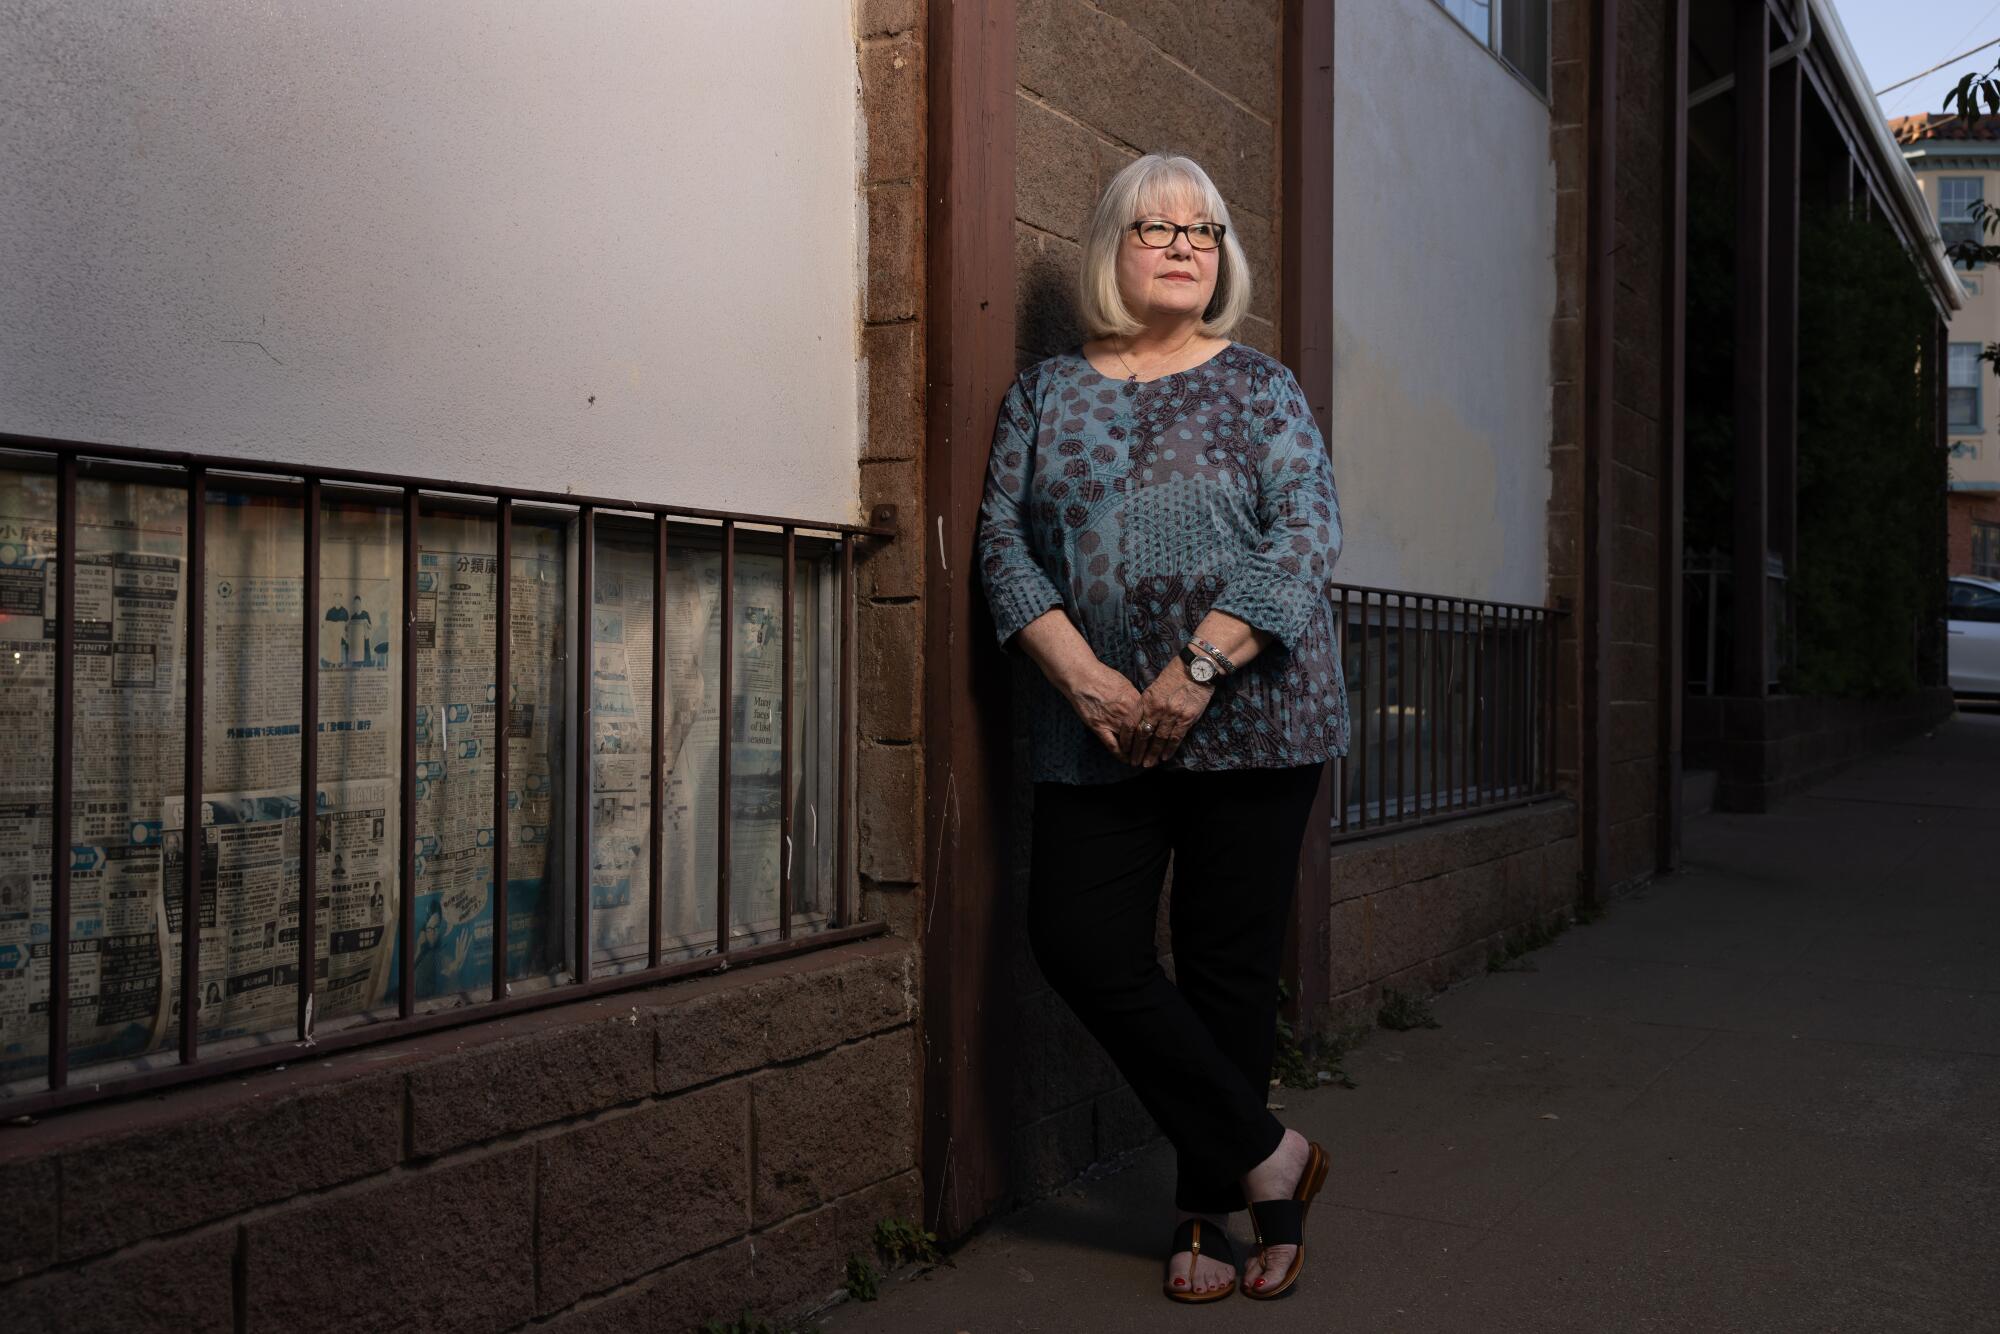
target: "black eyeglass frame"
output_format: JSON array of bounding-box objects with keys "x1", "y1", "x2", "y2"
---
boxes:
[{"x1": 1126, "y1": 219, "x2": 1228, "y2": 251}]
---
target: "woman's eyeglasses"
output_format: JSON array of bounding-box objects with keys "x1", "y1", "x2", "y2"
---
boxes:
[{"x1": 1128, "y1": 220, "x2": 1226, "y2": 251}]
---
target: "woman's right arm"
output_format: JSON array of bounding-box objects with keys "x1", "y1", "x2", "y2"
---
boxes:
[
  {"x1": 1013, "y1": 609, "x2": 1142, "y2": 758},
  {"x1": 974, "y1": 376, "x2": 1140, "y2": 756}
]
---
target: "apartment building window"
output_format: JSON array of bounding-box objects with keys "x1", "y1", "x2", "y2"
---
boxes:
[
  {"x1": 1940, "y1": 176, "x2": 1985, "y2": 267},
  {"x1": 1975, "y1": 521, "x2": 2000, "y2": 578},
  {"x1": 1433, "y1": 0, "x2": 1550, "y2": 97},
  {"x1": 1951, "y1": 342, "x2": 1985, "y2": 431}
]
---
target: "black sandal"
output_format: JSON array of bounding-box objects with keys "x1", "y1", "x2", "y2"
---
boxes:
[
  {"x1": 1241, "y1": 1140, "x2": 1330, "y2": 1300},
  {"x1": 1162, "y1": 1216, "x2": 1239, "y2": 1304}
]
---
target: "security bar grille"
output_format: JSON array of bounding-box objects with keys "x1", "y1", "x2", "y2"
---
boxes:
[
  {"x1": 1332, "y1": 584, "x2": 1562, "y2": 840},
  {"x1": 0, "y1": 434, "x2": 889, "y2": 1117}
]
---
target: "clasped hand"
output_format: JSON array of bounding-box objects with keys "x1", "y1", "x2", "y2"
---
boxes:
[{"x1": 1064, "y1": 659, "x2": 1214, "y2": 769}]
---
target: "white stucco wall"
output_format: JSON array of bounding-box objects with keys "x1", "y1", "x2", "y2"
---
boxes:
[
  {"x1": 0, "y1": 1, "x2": 864, "y2": 521},
  {"x1": 1327, "y1": 0, "x2": 1555, "y2": 604}
]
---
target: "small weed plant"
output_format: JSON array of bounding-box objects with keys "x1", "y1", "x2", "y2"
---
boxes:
[
  {"x1": 872, "y1": 1217, "x2": 944, "y2": 1269},
  {"x1": 699, "y1": 1313, "x2": 815, "y2": 1334},
  {"x1": 1377, "y1": 988, "x2": 1441, "y2": 1031},
  {"x1": 843, "y1": 1254, "x2": 880, "y2": 1302},
  {"x1": 1487, "y1": 910, "x2": 1571, "y2": 973},
  {"x1": 1271, "y1": 981, "x2": 1361, "y2": 1089}
]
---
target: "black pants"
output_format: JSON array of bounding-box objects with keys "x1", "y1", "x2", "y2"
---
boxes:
[{"x1": 1026, "y1": 762, "x2": 1323, "y2": 1216}]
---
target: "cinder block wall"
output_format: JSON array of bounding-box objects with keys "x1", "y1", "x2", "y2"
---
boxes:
[
  {"x1": 1, "y1": 6, "x2": 933, "y2": 1331},
  {"x1": 1547, "y1": 0, "x2": 1589, "y2": 814},
  {"x1": 1320, "y1": 803, "x2": 1580, "y2": 1028},
  {"x1": 857, "y1": 0, "x2": 929, "y2": 930},
  {"x1": 1005, "y1": 0, "x2": 1285, "y2": 1203},
  {"x1": 1547, "y1": 0, "x2": 1672, "y2": 891},
  {"x1": 1606, "y1": 0, "x2": 1671, "y2": 885},
  {"x1": 0, "y1": 942, "x2": 919, "y2": 1332},
  {"x1": 1014, "y1": 0, "x2": 1283, "y2": 368}
]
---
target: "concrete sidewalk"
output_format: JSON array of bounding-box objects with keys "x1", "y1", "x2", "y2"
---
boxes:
[{"x1": 823, "y1": 711, "x2": 2000, "y2": 1333}]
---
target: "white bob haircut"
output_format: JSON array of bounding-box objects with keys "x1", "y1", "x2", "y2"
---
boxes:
[{"x1": 1076, "y1": 153, "x2": 1252, "y2": 340}]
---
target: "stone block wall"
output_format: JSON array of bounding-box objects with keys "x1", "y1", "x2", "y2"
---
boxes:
[
  {"x1": 1004, "y1": 0, "x2": 1285, "y2": 1206},
  {"x1": 3, "y1": 8, "x2": 933, "y2": 1332},
  {"x1": 1684, "y1": 687, "x2": 1955, "y2": 812},
  {"x1": 0, "y1": 939, "x2": 920, "y2": 1333},
  {"x1": 1317, "y1": 802, "x2": 1580, "y2": 1030},
  {"x1": 1548, "y1": 0, "x2": 1673, "y2": 891},
  {"x1": 1013, "y1": 0, "x2": 1282, "y2": 367},
  {"x1": 1546, "y1": 0, "x2": 1590, "y2": 805},
  {"x1": 1605, "y1": 0, "x2": 1672, "y2": 887},
  {"x1": 857, "y1": 0, "x2": 929, "y2": 939}
]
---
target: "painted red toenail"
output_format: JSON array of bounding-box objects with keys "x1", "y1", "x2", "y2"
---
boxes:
[
  {"x1": 1173, "y1": 1278, "x2": 1186, "y2": 1287},
  {"x1": 1255, "y1": 1279, "x2": 1267, "y2": 1287}
]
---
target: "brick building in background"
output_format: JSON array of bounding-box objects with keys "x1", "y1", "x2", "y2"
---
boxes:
[
  {"x1": 0, "y1": 2, "x2": 1961, "y2": 1331},
  {"x1": 1893, "y1": 113, "x2": 2000, "y2": 579}
]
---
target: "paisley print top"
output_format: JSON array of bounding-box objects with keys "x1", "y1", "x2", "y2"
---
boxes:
[{"x1": 975, "y1": 342, "x2": 1350, "y2": 785}]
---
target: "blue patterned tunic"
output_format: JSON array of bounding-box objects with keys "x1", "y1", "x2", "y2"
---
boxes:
[{"x1": 975, "y1": 342, "x2": 1351, "y2": 785}]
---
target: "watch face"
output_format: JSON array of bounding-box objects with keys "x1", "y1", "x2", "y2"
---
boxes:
[{"x1": 1188, "y1": 656, "x2": 1216, "y2": 683}]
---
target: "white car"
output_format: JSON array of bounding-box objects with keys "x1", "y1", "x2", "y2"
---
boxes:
[{"x1": 1949, "y1": 576, "x2": 2000, "y2": 698}]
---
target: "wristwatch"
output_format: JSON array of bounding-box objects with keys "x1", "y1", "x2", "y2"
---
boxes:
[{"x1": 1179, "y1": 643, "x2": 1221, "y2": 685}]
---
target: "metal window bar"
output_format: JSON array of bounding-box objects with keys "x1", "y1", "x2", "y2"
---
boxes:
[
  {"x1": 493, "y1": 497, "x2": 514, "y2": 999},
  {"x1": 179, "y1": 467, "x2": 206, "y2": 1062},
  {"x1": 1330, "y1": 583, "x2": 1564, "y2": 844},
  {"x1": 837, "y1": 534, "x2": 854, "y2": 928},
  {"x1": 779, "y1": 527, "x2": 795, "y2": 942},
  {"x1": 1428, "y1": 596, "x2": 1441, "y2": 820},
  {"x1": 575, "y1": 504, "x2": 595, "y2": 984},
  {"x1": 399, "y1": 487, "x2": 419, "y2": 1020},
  {"x1": 648, "y1": 513, "x2": 666, "y2": 970},
  {"x1": 717, "y1": 521, "x2": 735, "y2": 953},
  {"x1": 1, "y1": 434, "x2": 890, "y2": 1117},
  {"x1": 299, "y1": 478, "x2": 321, "y2": 1041},
  {"x1": 1456, "y1": 598, "x2": 1469, "y2": 812},
  {"x1": 1371, "y1": 590, "x2": 1383, "y2": 821},
  {"x1": 1394, "y1": 592, "x2": 1407, "y2": 822},
  {"x1": 49, "y1": 455, "x2": 75, "y2": 1089},
  {"x1": 1335, "y1": 586, "x2": 1352, "y2": 835},
  {"x1": 1350, "y1": 589, "x2": 1367, "y2": 831}
]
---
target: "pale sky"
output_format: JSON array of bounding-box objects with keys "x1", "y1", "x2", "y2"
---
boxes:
[{"x1": 1833, "y1": 0, "x2": 2000, "y2": 121}]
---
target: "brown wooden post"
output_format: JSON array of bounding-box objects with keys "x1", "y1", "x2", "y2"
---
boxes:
[
  {"x1": 1767, "y1": 53, "x2": 1801, "y2": 676},
  {"x1": 1659, "y1": 0, "x2": 1689, "y2": 872},
  {"x1": 1279, "y1": 0, "x2": 1335, "y2": 1026},
  {"x1": 921, "y1": 0, "x2": 1018, "y2": 1241},
  {"x1": 1731, "y1": 0, "x2": 1771, "y2": 697},
  {"x1": 1580, "y1": 0, "x2": 1619, "y2": 902}
]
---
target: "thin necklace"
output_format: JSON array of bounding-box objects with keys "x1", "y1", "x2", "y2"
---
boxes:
[{"x1": 1115, "y1": 329, "x2": 1201, "y2": 386}]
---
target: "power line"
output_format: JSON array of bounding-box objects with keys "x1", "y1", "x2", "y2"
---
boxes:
[{"x1": 1876, "y1": 33, "x2": 2000, "y2": 97}]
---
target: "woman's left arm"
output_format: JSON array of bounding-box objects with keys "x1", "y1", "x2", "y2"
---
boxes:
[
  {"x1": 1125, "y1": 367, "x2": 1341, "y2": 767},
  {"x1": 1206, "y1": 365, "x2": 1342, "y2": 657}
]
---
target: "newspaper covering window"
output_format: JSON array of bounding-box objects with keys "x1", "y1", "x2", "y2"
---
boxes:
[
  {"x1": 587, "y1": 531, "x2": 679, "y2": 967},
  {"x1": 406, "y1": 511, "x2": 569, "y2": 1005},
  {"x1": 156, "y1": 491, "x2": 406, "y2": 1052},
  {"x1": 0, "y1": 472, "x2": 189, "y2": 1083},
  {"x1": 587, "y1": 531, "x2": 838, "y2": 964}
]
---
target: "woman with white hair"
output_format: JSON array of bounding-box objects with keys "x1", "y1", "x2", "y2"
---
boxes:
[{"x1": 976, "y1": 153, "x2": 1349, "y2": 1303}]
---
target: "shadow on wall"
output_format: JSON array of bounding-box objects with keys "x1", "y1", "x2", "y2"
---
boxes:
[
  {"x1": 1019, "y1": 232, "x2": 1085, "y2": 365},
  {"x1": 1004, "y1": 666, "x2": 1174, "y2": 1206}
]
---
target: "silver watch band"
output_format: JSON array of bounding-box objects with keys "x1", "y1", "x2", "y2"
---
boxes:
[{"x1": 1192, "y1": 636, "x2": 1236, "y2": 676}]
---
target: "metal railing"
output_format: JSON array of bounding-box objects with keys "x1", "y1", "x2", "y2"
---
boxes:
[
  {"x1": 1332, "y1": 584, "x2": 1562, "y2": 841},
  {"x1": 0, "y1": 434, "x2": 892, "y2": 1116}
]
